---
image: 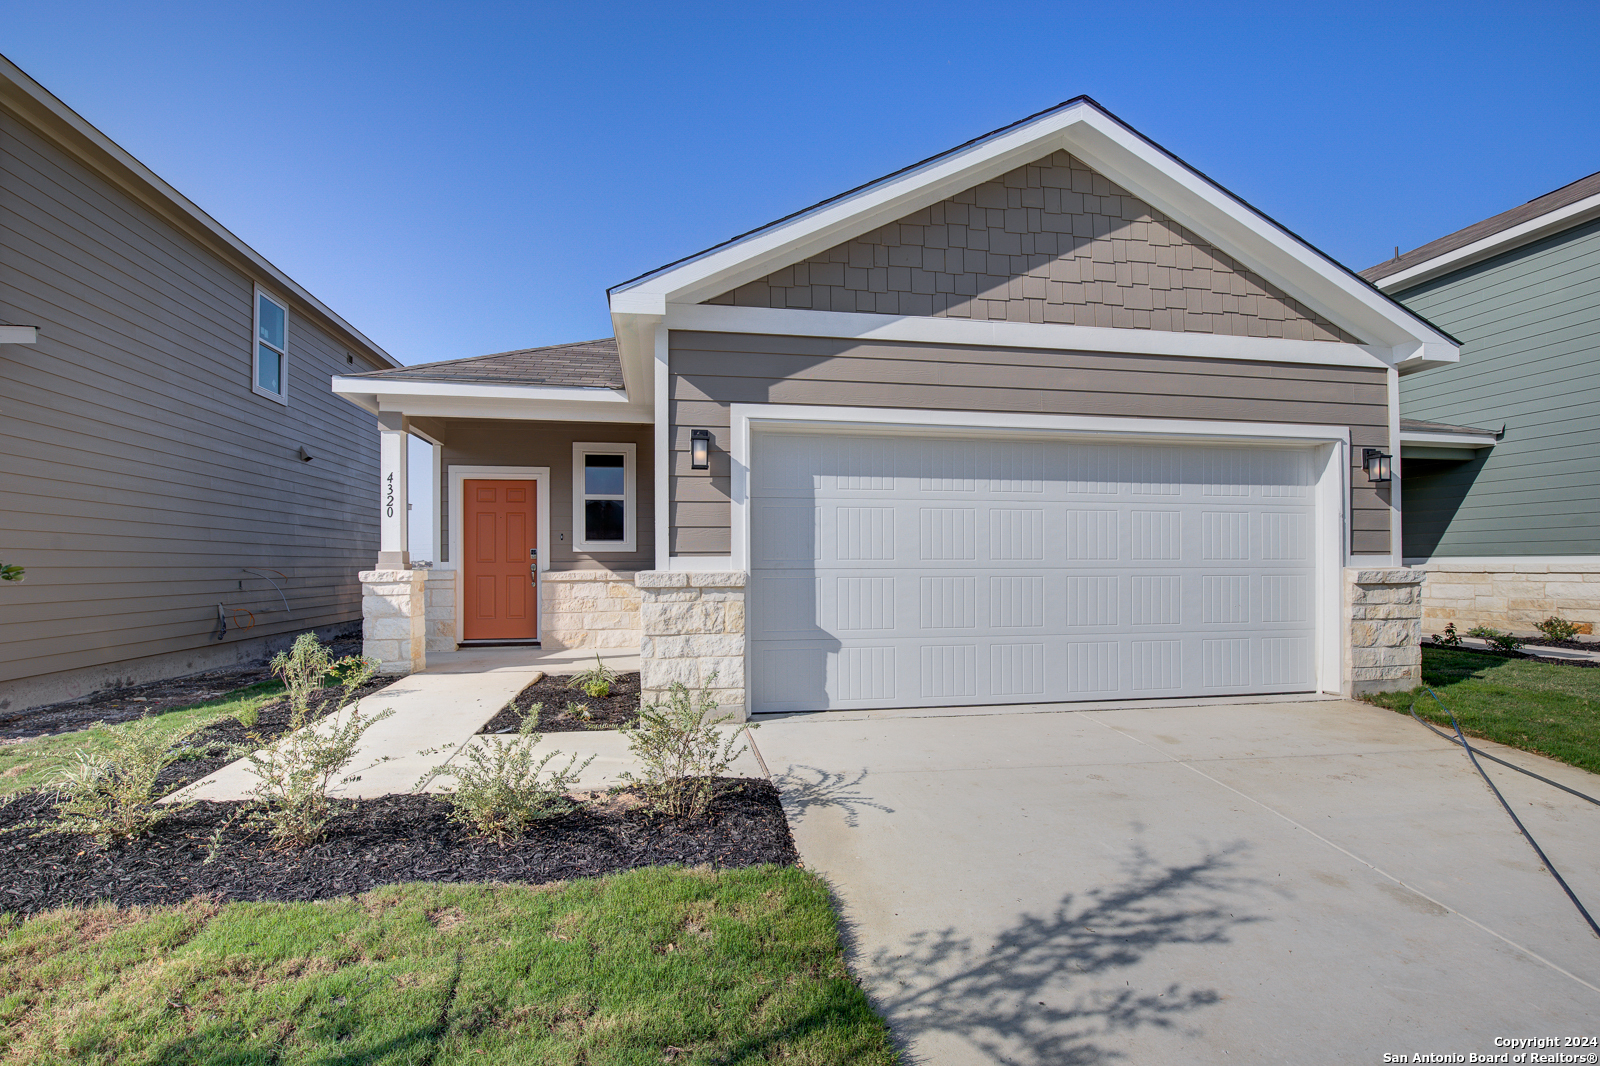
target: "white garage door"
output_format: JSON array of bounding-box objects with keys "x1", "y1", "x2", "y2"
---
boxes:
[{"x1": 748, "y1": 430, "x2": 1320, "y2": 713}]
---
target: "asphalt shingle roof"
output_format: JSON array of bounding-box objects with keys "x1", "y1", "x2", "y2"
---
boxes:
[
  {"x1": 1362, "y1": 170, "x2": 1600, "y2": 284},
  {"x1": 344, "y1": 338, "x2": 622, "y2": 389}
]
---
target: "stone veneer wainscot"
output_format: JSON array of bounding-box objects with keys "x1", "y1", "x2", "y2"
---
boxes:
[
  {"x1": 1345, "y1": 568, "x2": 1424, "y2": 695},
  {"x1": 539, "y1": 570, "x2": 643, "y2": 650},
  {"x1": 635, "y1": 571, "x2": 746, "y2": 720},
  {"x1": 1418, "y1": 560, "x2": 1600, "y2": 635}
]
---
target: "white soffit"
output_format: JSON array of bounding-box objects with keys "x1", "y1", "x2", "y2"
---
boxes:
[{"x1": 608, "y1": 99, "x2": 1458, "y2": 370}]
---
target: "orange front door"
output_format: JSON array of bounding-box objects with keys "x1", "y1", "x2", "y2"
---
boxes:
[{"x1": 462, "y1": 480, "x2": 538, "y2": 640}]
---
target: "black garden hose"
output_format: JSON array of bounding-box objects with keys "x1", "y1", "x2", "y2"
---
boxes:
[{"x1": 1410, "y1": 687, "x2": 1600, "y2": 939}]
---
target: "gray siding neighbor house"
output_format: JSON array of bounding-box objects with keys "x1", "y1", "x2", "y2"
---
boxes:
[
  {"x1": 0, "y1": 55, "x2": 400, "y2": 713},
  {"x1": 1363, "y1": 171, "x2": 1600, "y2": 635},
  {"x1": 336, "y1": 97, "x2": 1457, "y2": 713}
]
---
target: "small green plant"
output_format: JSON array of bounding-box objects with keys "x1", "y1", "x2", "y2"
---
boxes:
[
  {"x1": 46, "y1": 716, "x2": 197, "y2": 842},
  {"x1": 565, "y1": 701, "x2": 594, "y2": 722},
  {"x1": 568, "y1": 655, "x2": 618, "y2": 699},
  {"x1": 1535, "y1": 616, "x2": 1582, "y2": 642},
  {"x1": 234, "y1": 704, "x2": 260, "y2": 729},
  {"x1": 246, "y1": 654, "x2": 392, "y2": 846},
  {"x1": 269, "y1": 632, "x2": 341, "y2": 715},
  {"x1": 1431, "y1": 622, "x2": 1462, "y2": 647},
  {"x1": 426, "y1": 705, "x2": 592, "y2": 841},
  {"x1": 1466, "y1": 625, "x2": 1524, "y2": 652},
  {"x1": 619, "y1": 675, "x2": 751, "y2": 818},
  {"x1": 0, "y1": 560, "x2": 22, "y2": 582}
]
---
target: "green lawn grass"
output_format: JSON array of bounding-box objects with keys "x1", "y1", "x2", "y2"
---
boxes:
[
  {"x1": 0, "y1": 683, "x2": 283, "y2": 799},
  {"x1": 0, "y1": 866, "x2": 897, "y2": 1066},
  {"x1": 1362, "y1": 646, "x2": 1600, "y2": 775}
]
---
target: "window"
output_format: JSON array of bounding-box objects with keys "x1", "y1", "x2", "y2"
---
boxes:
[
  {"x1": 572, "y1": 443, "x2": 636, "y2": 553},
  {"x1": 253, "y1": 287, "x2": 288, "y2": 403}
]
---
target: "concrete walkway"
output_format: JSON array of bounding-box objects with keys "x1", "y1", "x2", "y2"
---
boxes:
[
  {"x1": 755, "y1": 698, "x2": 1600, "y2": 1065},
  {"x1": 183, "y1": 645, "x2": 643, "y2": 801}
]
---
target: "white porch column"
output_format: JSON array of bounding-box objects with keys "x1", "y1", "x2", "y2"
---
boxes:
[{"x1": 377, "y1": 412, "x2": 409, "y2": 568}]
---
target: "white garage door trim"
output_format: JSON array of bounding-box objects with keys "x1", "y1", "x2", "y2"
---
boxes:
[{"x1": 729, "y1": 404, "x2": 1352, "y2": 706}]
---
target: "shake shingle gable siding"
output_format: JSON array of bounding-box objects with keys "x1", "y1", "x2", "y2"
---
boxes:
[
  {"x1": 706, "y1": 150, "x2": 1360, "y2": 344},
  {"x1": 347, "y1": 338, "x2": 623, "y2": 389}
]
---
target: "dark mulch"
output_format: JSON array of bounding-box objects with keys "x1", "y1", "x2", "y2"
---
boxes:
[
  {"x1": 154, "y1": 678, "x2": 394, "y2": 795},
  {"x1": 0, "y1": 779, "x2": 794, "y2": 917},
  {"x1": 1426, "y1": 640, "x2": 1600, "y2": 669},
  {"x1": 1520, "y1": 635, "x2": 1600, "y2": 651},
  {"x1": 478, "y1": 671, "x2": 642, "y2": 734},
  {"x1": 0, "y1": 635, "x2": 363, "y2": 741}
]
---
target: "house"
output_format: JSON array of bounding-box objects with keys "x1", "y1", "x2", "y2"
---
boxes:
[
  {"x1": 334, "y1": 97, "x2": 1459, "y2": 716},
  {"x1": 1362, "y1": 171, "x2": 1600, "y2": 635},
  {"x1": 0, "y1": 55, "x2": 400, "y2": 713}
]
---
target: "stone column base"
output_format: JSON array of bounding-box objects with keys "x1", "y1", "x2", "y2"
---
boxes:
[
  {"x1": 540, "y1": 570, "x2": 643, "y2": 649},
  {"x1": 1345, "y1": 568, "x2": 1425, "y2": 695},
  {"x1": 636, "y1": 571, "x2": 746, "y2": 720},
  {"x1": 424, "y1": 569, "x2": 457, "y2": 653},
  {"x1": 360, "y1": 569, "x2": 426, "y2": 675}
]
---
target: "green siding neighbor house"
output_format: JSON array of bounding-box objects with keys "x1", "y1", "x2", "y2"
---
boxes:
[{"x1": 1363, "y1": 171, "x2": 1600, "y2": 634}]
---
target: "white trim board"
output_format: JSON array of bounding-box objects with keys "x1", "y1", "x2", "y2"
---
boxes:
[
  {"x1": 571, "y1": 442, "x2": 639, "y2": 554},
  {"x1": 1375, "y1": 189, "x2": 1600, "y2": 293},
  {"x1": 0, "y1": 325, "x2": 39, "y2": 344},
  {"x1": 726, "y1": 402, "x2": 1353, "y2": 696},
  {"x1": 666, "y1": 302, "x2": 1391, "y2": 370},
  {"x1": 1403, "y1": 556, "x2": 1600, "y2": 568},
  {"x1": 612, "y1": 99, "x2": 1456, "y2": 367},
  {"x1": 443, "y1": 465, "x2": 551, "y2": 645},
  {"x1": 1398, "y1": 429, "x2": 1496, "y2": 448}
]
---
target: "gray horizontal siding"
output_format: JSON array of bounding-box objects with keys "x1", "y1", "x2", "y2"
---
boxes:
[
  {"x1": 1396, "y1": 216, "x2": 1600, "y2": 558},
  {"x1": 0, "y1": 105, "x2": 383, "y2": 692},
  {"x1": 668, "y1": 330, "x2": 1391, "y2": 556},
  {"x1": 437, "y1": 419, "x2": 654, "y2": 573}
]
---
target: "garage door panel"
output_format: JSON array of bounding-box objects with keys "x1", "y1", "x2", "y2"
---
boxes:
[{"x1": 750, "y1": 432, "x2": 1319, "y2": 712}]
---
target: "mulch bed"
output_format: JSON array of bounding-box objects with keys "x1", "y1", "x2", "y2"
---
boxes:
[
  {"x1": 153, "y1": 679, "x2": 393, "y2": 795},
  {"x1": 477, "y1": 672, "x2": 642, "y2": 734},
  {"x1": 1520, "y1": 636, "x2": 1600, "y2": 651},
  {"x1": 0, "y1": 779, "x2": 795, "y2": 918},
  {"x1": 1427, "y1": 640, "x2": 1600, "y2": 669},
  {"x1": 0, "y1": 636, "x2": 363, "y2": 742}
]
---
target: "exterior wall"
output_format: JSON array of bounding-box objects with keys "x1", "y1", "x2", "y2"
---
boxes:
[
  {"x1": 1344, "y1": 568, "x2": 1424, "y2": 695},
  {"x1": 0, "y1": 106, "x2": 386, "y2": 713},
  {"x1": 636, "y1": 571, "x2": 746, "y2": 720},
  {"x1": 1395, "y1": 217, "x2": 1600, "y2": 559},
  {"x1": 668, "y1": 330, "x2": 1392, "y2": 556},
  {"x1": 1419, "y1": 559, "x2": 1600, "y2": 635},
  {"x1": 433, "y1": 419, "x2": 654, "y2": 572},
  {"x1": 539, "y1": 570, "x2": 642, "y2": 650},
  {"x1": 707, "y1": 150, "x2": 1359, "y2": 343},
  {"x1": 423, "y1": 569, "x2": 456, "y2": 653}
]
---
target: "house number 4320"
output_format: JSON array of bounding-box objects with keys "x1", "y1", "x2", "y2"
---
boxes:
[{"x1": 385, "y1": 472, "x2": 395, "y2": 519}]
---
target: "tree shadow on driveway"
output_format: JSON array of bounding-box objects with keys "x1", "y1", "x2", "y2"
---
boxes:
[
  {"x1": 773, "y1": 764, "x2": 896, "y2": 827},
  {"x1": 864, "y1": 843, "x2": 1265, "y2": 1065}
]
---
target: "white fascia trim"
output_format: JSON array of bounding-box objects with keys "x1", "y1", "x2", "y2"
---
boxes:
[
  {"x1": 333, "y1": 377, "x2": 629, "y2": 403},
  {"x1": 613, "y1": 100, "x2": 1454, "y2": 361},
  {"x1": 726, "y1": 402, "x2": 1353, "y2": 695},
  {"x1": 667, "y1": 302, "x2": 1389, "y2": 370},
  {"x1": 0, "y1": 325, "x2": 39, "y2": 344},
  {"x1": 1376, "y1": 189, "x2": 1600, "y2": 293},
  {"x1": 1398, "y1": 430, "x2": 1497, "y2": 448}
]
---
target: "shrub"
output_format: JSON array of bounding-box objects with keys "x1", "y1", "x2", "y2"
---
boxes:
[
  {"x1": 47, "y1": 716, "x2": 197, "y2": 842},
  {"x1": 619, "y1": 675, "x2": 751, "y2": 818},
  {"x1": 270, "y1": 632, "x2": 341, "y2": 715},
  {"x1": 1466, "y1": 625, "x2": 1524, "y2": 652},
  {"x1": 427, "y1": 706, "x2": 592, "y2": 841},
  {"x1": 1431, "y1": 622, "x2": 1462, "y2": 647},
  {"x1": 246, "y1": 654, "x2": 392, "y2": 846},
  {"x1": 1535, "y1": 616, "x2": 1582, "y2": 642},
  {"x1": 568, "y1": 655, "x2": 618, "y2": 699}
]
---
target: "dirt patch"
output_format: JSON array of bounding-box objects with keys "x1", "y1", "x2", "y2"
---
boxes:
[
  {"x1": 0, "y1": 779, "x2": 796, "y2": 918},
  {"x1": 477, "y1": 672, "x2": 642, "y2": 734},
  {"x1": 0, "y1": 636, "x2": 364, "y2": 741}
]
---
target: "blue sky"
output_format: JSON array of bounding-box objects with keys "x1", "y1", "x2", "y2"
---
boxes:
[{"x1": 5, "y1": 1, "x2": 1598, "y2": 367}]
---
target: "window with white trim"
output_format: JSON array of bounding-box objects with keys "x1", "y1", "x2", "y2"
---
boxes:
[
  {"x1": 253, "y1": 287, "x2": 288, "y2": 403},
  {"x1": 572, "y1": 442, "x2": 636, "y2": 553}
]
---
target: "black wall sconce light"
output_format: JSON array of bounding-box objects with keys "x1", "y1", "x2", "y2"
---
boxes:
[
  {"x1": 690, "y1": 429, "x2": 711, "y2": 470},
  {"x1": 1363, "y1": 448, "x2": 1392, "y2": 484}
]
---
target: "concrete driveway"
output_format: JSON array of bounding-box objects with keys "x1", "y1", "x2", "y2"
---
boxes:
[{"x1": 753, "y1": 697, "x2": 1600, "y2": 1065}]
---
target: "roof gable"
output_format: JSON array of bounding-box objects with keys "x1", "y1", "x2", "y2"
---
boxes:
[
  {"x1": 610, "y1": 97, "x2": 1457, "y2": 372},
  {"x1": 705, "y1": 150, "x2": 1359, "y2": 344}
]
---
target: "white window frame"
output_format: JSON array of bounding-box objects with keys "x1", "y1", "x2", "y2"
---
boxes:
[
  {"x1": 572, "y1": 442, "x2": 637, "y2": 553},
  {"x1": 252, "y1": 285, "x2": 289, "y2": 404}
]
